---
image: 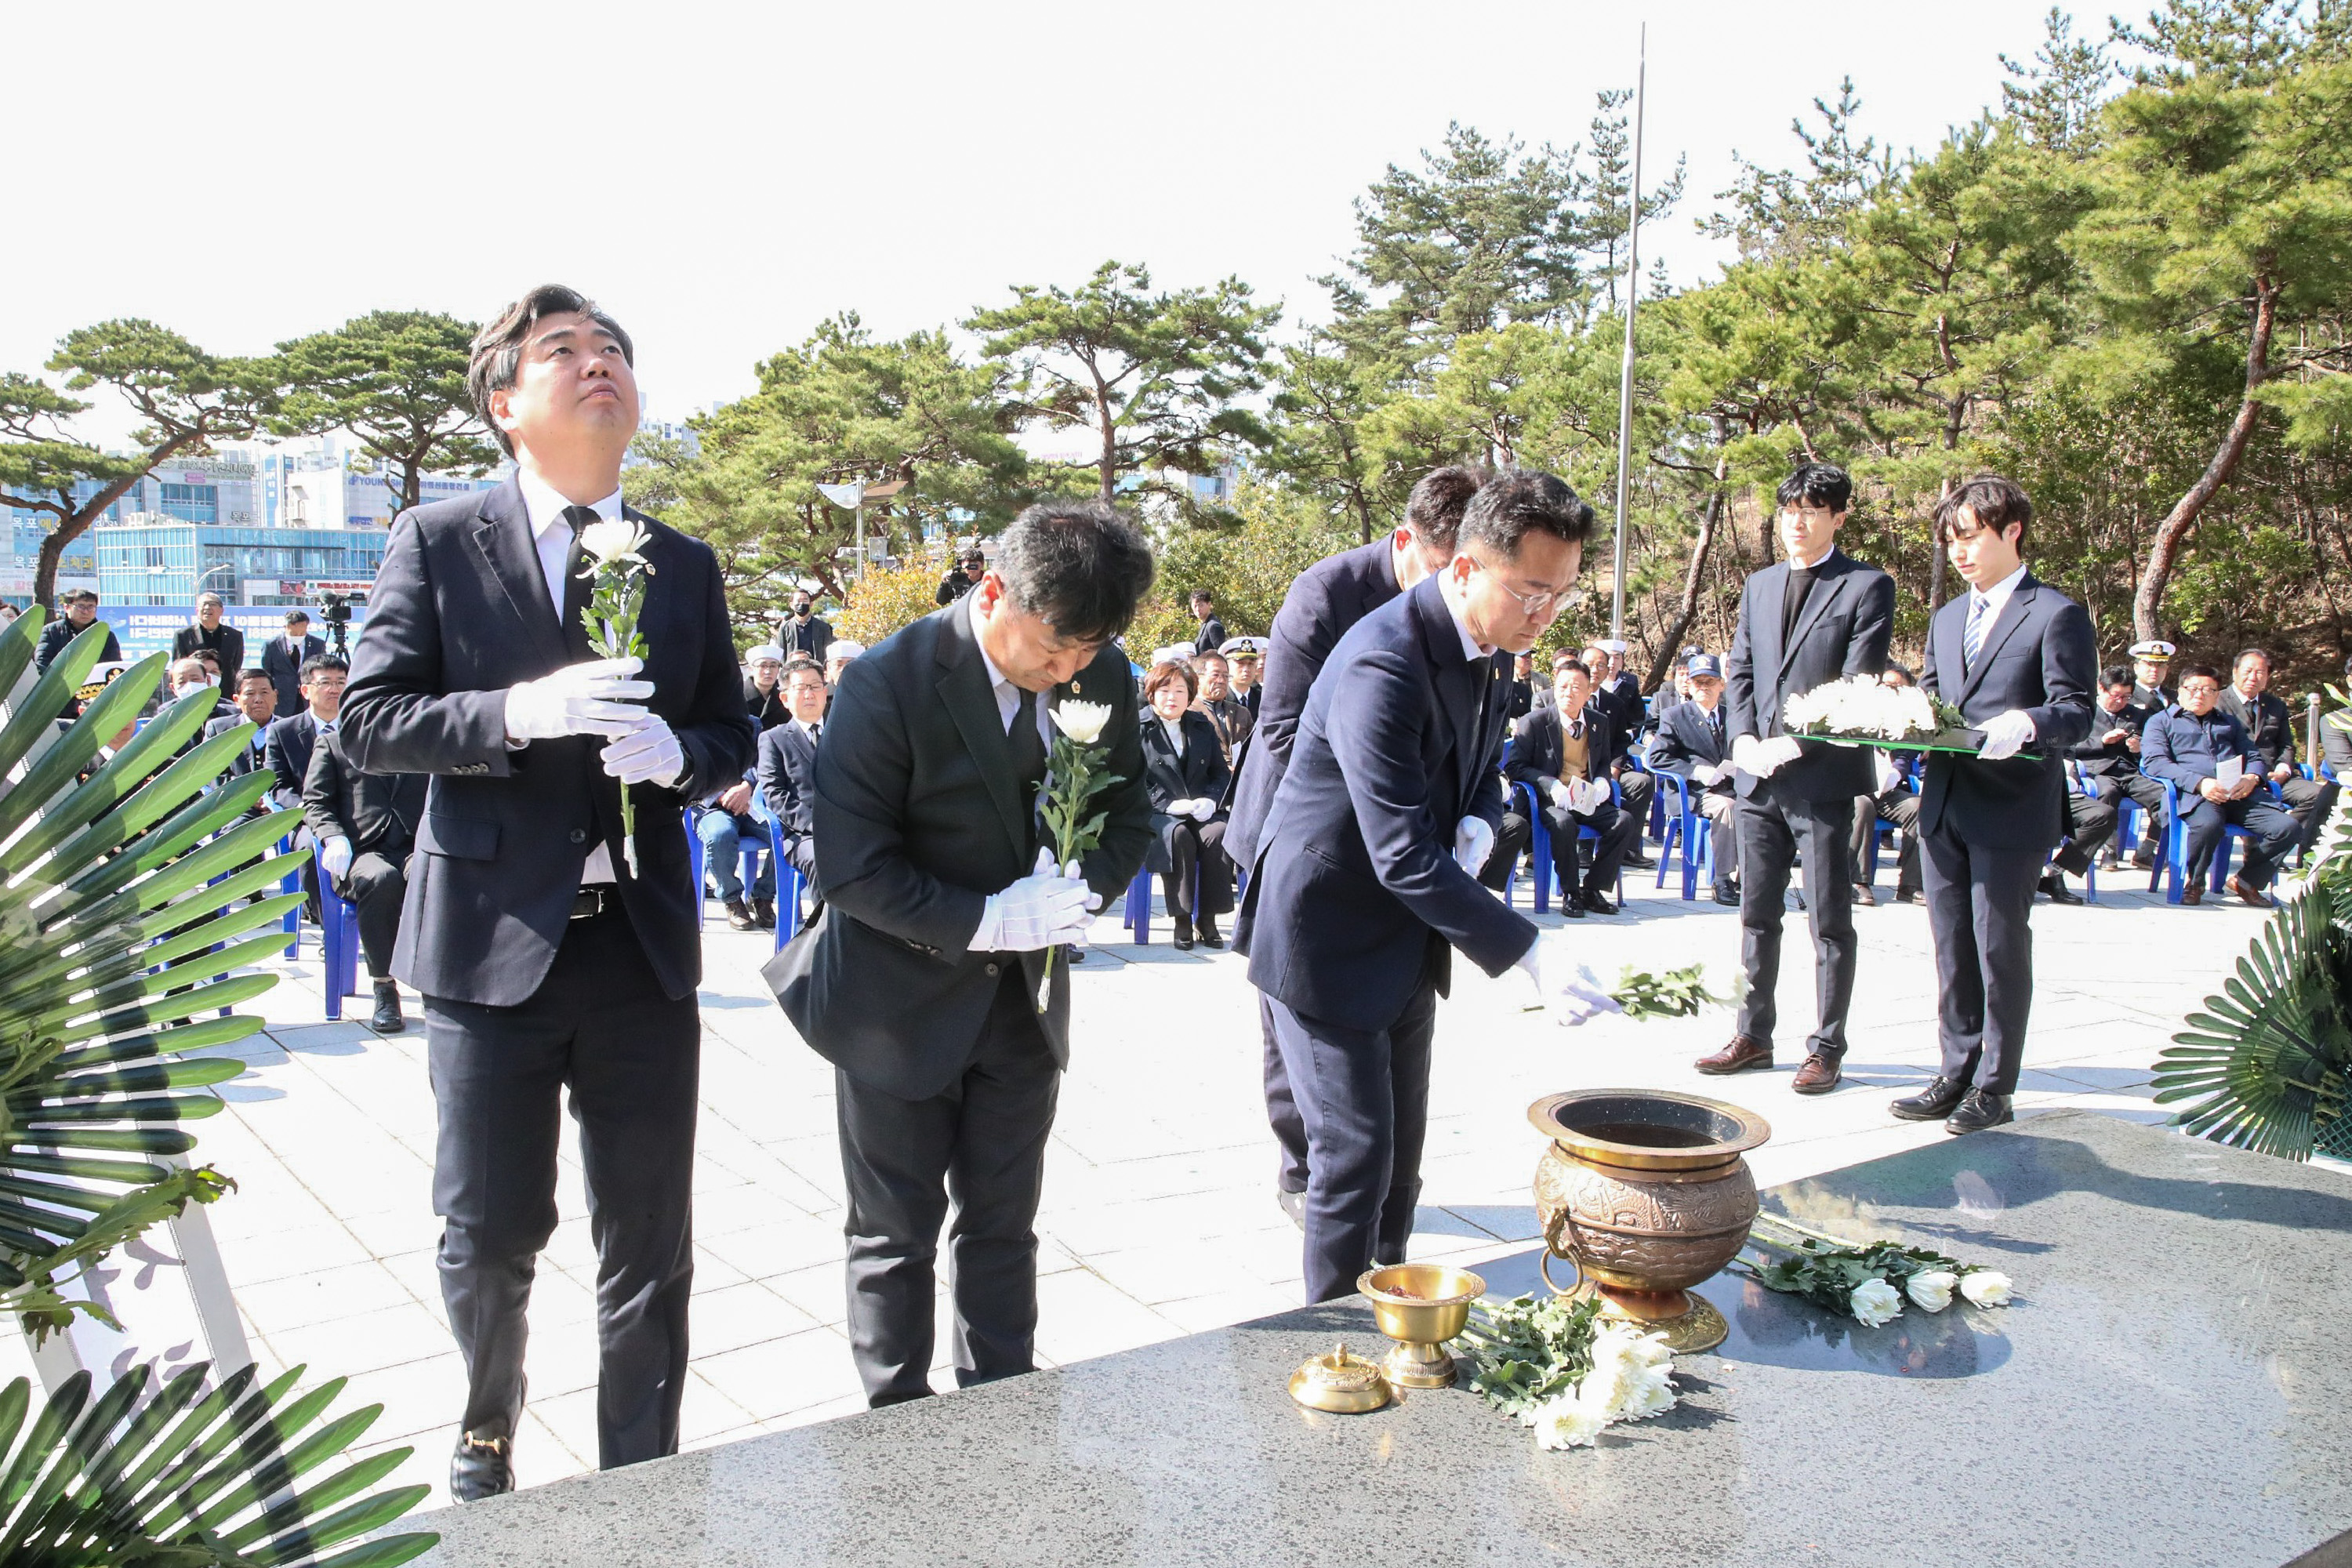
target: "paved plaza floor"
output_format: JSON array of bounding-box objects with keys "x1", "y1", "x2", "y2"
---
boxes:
[{"x1": 0, "y1": 862, "x2": 2274, "y2": 1508}]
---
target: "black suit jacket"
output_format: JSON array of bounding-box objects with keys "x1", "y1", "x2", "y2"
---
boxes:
[
  {"x1": 264, "y1": 711, "x2": 320, "y2": 805},
  {"x1": 261, "y1": 633, "x2": 326, "y2": 714},
  {"x1": 1504, "y1": 702, "x2": 1622, "y2": 799},
  {"x1": 204, "y1": 713, "x2": 272, "y2": 819},
  {"x1": 2067, "y1": 702, "x2": 2148, "y2": 782},
  {"x1": 1725, "y1": 549, "x2": 1896, "y2": 802},
  {"x1": 765, "y1": 599, "x2": 1152, "y2": 1101},
  {"x1": 1918, "y1": 573, "x2": 2097, "y2": 850},
  {"x1": 1646, "y1": 699, "x2": 1735, "y2": 791},
  {"x1": 2218, "y1": 688, "x2": 2297, "y2": 773},
  {"x1": 1141, "y1": 709, "x2": 1230, "y2": 814},
  {"x1": 1195, "y1": 615, "x2": 1227, "y2": 654},
  {"x1": 172, "y1": 622, "x2": 245, "y2": 674},
  {"x1": 757, "y1": 721, "x2": 819, "y2": 836},
  {"x1": 782, "y1": 614, "x2": 834, "y2": 662},
  {"x1": 1226, "y1": 539, "x2": 1401, "y2": 869},
  {"x1": 302, "y1": 728, "x2": 426, "y2": 858},
  {"x1": 35, "y1": 617, "x2": 120, "y2": 673},
  {"x1": 338, "y1": 476, "x2": 756, "y2": 1006},
  {"x1": 1238, "y1": 575, "x2": 1529, "y2": 1033}
]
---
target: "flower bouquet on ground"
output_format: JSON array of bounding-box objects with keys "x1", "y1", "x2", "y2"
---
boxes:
[
  {"x1": 1737, "y1": 1212, "x2": 2014, "y2": 1326},
  {"x1": 1610, "y1": 964, "x2": 1735, "y2": 1020},
  {"x1": 1458, "y1": 1292, "x2": 1680, "y2": 1450},
  {"x1": 1780, "y1": 675, "x2": 2013, "y2": 757}
]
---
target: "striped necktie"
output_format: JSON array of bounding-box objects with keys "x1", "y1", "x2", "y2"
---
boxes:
[{"x1": 1962, "y1": 593, "x2": 1991, "y2": 671}]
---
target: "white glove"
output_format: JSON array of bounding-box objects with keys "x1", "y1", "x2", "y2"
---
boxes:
[
  {"x1": 1544, "y1": 779, "x2": 1574, "y2": 811},
  {"x1": 1062, "y1": 860, "x2": 1105, "y2": 913},
  {"x1": 506, "y1": 657, "x2": 655, "y2": 742},
  {"x1": 318, "y1": 835, "x2": 354, "y2": 882},
  {"x1": 1732, "y1": 733, "x2": 1803, "y2": 779},
  {"x1": 601, "y1": 713, "x2": 688, "y2": 787},
  {"x1": 1691, "y1": 763, "x2": 1723, "y2": 789},
  {"x1": 1976, "y1": 710, "x2": 2037, "y2": 762},
  {"x1": 1453, "y1": 815, "x2": 1494, "y2": 876},
  {"x1": 970, "y1": 848, "x2": 1093, "y2": 952},
  {"x1": 1189, "y1": 798, "x2": 1216, "y2": 822},
  {"x1": 1515, "y1": 931, "x2": 1627, "y2": 1027},
  {"x1": 1167, "y1": 798, "x2": 1197, "y2": 818}
]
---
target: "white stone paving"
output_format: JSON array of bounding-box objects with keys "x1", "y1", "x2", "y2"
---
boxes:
[{"x1": 0, "y1": 856, "x2": 2276, "y2": 1509}]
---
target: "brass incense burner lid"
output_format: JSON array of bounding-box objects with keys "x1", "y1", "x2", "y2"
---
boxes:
[
  {"x1": 1287, "y1": 1342, "x2": 1392, "y2": 1414},
  {"x1": 1528, "y1": 1088, "x2": 1772, "y2": 1172}
]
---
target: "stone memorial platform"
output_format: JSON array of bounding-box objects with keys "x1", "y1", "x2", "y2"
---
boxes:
[{"x1": 411, "y1": 1111, "x2": 2352, "y2": 1566}]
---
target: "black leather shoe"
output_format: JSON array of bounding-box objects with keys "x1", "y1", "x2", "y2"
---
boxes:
[
  {"x1": 1626, "y1": 851, "x2": 1656, "y2": 869},
  {"x1": 752, "y1": 897, "x2": 777, "y2": 930},
  {"x1": 724, "y1": 898, "x2": 757, "y2": 931},
  {"x1": 2038, "y1": 872, "x2": 2082, "y2": 906},
  {"x1": 1945, "y1": 1088, "x2": 2015, "y2": 1135},
  {"x1": 369, "y1": 980, "x2": 404, "y2": 1034},
  {"x1": 1581, "y1": 888, "x2": 1617, "y2": 916},
  {"x1": 1890, "y1": 1075, "x2": 1969, "y2": 1121},
  {"x1": 449, "y1": 1432, "x2": 514, "y2": 1503},
  {"x1": 1276, "y1": 1187, "x2": 1306, "y2": 1230},
  {"x1": 1563, "y1": 898, "x2": 1586, "y2": 918},
  {"x1": 1713, "y1": 880, "x2": 1740, "y2": 907},
  {"x1": 1172, "y1": 924, "x2": 1195, "y2": 950},
  {"x1": 1198, "y1": 919, "x2": 1225, "y2": 949}
]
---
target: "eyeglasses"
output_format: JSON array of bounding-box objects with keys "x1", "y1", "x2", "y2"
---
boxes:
[{"x1": 1469, "y1": 554, "x2": 1576, "y2": 617}]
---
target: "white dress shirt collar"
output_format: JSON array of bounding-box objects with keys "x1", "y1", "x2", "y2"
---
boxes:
[
  {"x1": 797, "y1": 717, "x2": 822, "y2": 742},
  {"x1": 1436, "y1": 575, "x2": 1493, "y2": 661},
  {"x1": 1969, "y1": 561, "x2": 2029, "y2": 619},
  {"x1": 966, "y1": 590, "x2": 1055, "y2": 748}
]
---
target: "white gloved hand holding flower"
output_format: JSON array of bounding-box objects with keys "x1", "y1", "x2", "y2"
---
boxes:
[{"x1": 1515, "y1": 931, "x2": 1625, "y2": 1026}]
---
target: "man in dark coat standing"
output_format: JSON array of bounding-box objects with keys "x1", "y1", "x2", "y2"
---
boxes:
[
  {"x1": 338, "y1": 285, "x2": 755, "y2": 1499},
  {"x1": 1237, "y1": 471, "x2": 1613, "y2": 1304},
  {"x1": 261, "y1": 611, "x2": 326, "y2": 717},
  {"x1": 1699, "y1": 463, "x2": 1894, "y2": 1098},
  {"x1": 782, "y1": 591, "x2": 834, "y2": 663},
  {"x1": 766, "y1": 502, "x2": 1155, "y2": 1409},
  {"x1": 172, "y1": 592, "x2": 245, "y2": 674},
  {"x1": 1224, "y1": 466, "x2": 1486, "y2": 1226},
  {"x1": 1896, "y1": 474, "x2": 2096, "y2": 1134}
]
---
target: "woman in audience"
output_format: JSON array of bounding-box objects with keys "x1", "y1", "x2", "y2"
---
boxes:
[{"x1": 1139, "y1": 659, "x2": 1234, "y2": 950}]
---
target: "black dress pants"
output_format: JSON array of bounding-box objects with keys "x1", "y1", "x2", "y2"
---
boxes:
[
  {"x1": 1159, "y1": 817, "x2": 1234, "y2": 931},
  {"x1": 1734, "y1": 783, "x2": 1858, "y2": 1058},
  {"x1": 1849, "y1": 789, "x2": 1919, "y2": 895},
  {"x1": 425, "y1": 905, "x2": 700, "y2": 1470},
  {"x1": 836, "y1": 965, "x2": 1060, "y2": 1407},
  {"x1": 1260, "y1": 990, "x2": 1308, "y2": 1196},
  {"x1": 1920, "y1": 826, "x2": 2044, "y2": 1096},
  {"x1": 1541, "y1": 800, "x2": 1637, "y2": 898},
  {"x1": 335, "y1": 849, "x2": 409, "y2": 979},
  {"x1": 1267, "y1": 982, "x2": 1436, "y2": 1305},
  {"x1": 2051, "y1": 792, "x2": 2118, "y2": 877}
]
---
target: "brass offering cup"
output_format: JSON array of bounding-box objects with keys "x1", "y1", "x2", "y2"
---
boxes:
[{"x1": 1358, "y1": 1263, "x2": 1486, "y2": 1389}]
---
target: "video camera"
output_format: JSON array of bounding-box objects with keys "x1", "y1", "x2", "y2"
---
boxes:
[{"x1": 317, "y1": 590, "x2": 353, "y2": 655}]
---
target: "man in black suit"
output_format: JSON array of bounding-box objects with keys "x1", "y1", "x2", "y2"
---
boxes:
[
  {"x1": 755, "y1": 655, "x2": 826, "y2": 887},
  {"x1": 337, "y1": 285, "x2": 755, "y2": 1497},
  {"x1": 1223, "y1": 637, "x2": 1263, "y2": 716},
  {"x1": 265, "y1": 653, "x2": 345, "y2": 811},
  {"x1": 206, "y1": 668, "x2": 278, "y2": 794},
  {"x1": 1190, "y1": 590, "x2": 1228, "y2": 659},
  {"x1": 1502, "y1": 658, "x2": 1640, "y2": 917},
  {"x1": 261, "y1": 611, "x2": 326, "y2": 717},
  {"x1": 1895, "y1": 474, "x2": 2096, "y2": 1134},
  {"x1": 1225, "y1": 466, "x2": 1486, "y2": 1227},
  {"x1": 2220, "y1": 647, "x2": 2337, "y2": 858},
  {"x1": 1698, "y1": 463, "x2": 1895, "y2": 1098},
  {"x1": 172, "y1": 592, "x2": 245, "y2": 674},
  {"x1": 1237, "y1": 470, "x2": 1611, "y2": 1304},
  {"x1": 1646, "y1": 652, "x2": 1740, "y2": 906},
  {"x1": 2071, "y1": 666, "x2": 2168, "y2": 866},
  {"x1": 767, "y1": 501, "x2": 1153, "y2": 1408},
  {"x1": 34, "y1": 590, "x2": 121, "y2": 674},
  {"x1": 1576, "y1": 639, "x2": 1653, "y2": 862},
  {"x1": 781, "y1": 591, "x2": 834, "y2": 663},
  {"x1": 303, "y1": 724, "x2": 426, "y2": 1033},
  {"x1": 2143, "y1": 664, "x2": 2300, "y2": 908}
]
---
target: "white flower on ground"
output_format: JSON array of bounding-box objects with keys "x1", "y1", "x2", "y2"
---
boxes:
[
  {"x1": 1906, "y1": 1270, "x2": 1958, "y2": 1312},
  {"x1": 1051, "y1": 699, "x2": 1113, "y2": 746},
  {"x1": 575, "y1": 518, "x2": 653, "y2": 574},
  {"x1": 1960, "y1": 1269, "x2": 2014, "y2": 1307},
  {"x1": 1530, "y1": 1395, "x2": 1606, "y2": 1450},
  {"x1": 1850, "y1": 1277, "x2": 1904, "y2": 1327},
  {"x1": 1575, "y1": 1325, "x2": 1679, "y2": 1423}
]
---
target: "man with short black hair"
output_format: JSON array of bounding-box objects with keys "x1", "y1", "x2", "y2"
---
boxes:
[
  {"x1": 936, "y1": 548, "x2": 987, "y2": 606},
  {"x1": 782, "y1": 590, "x2": 834, "y2": 663},
  {"x1": 2143, "y1": 662, "x2": 2300, "y2": 909},
  {"x1": 1225, "y1": 464, "x2": 1488, "y2": 1226},
  {"x1": 173, "y1": 592, "x2": 245, "y2": 674},
  {"x1": 767, "y1": 499, "x2": 1155, "y2": 1408},
  {"x1": 1190, "y1": 590, "x2": 1227, "y2": 659},
  {"x1": 1700, "y1": 462, "x2": 1894, "y2": 1098},
  {"x1": 1504, "y1": 658, "x2": 1641, "y2": 916},
  {"x1": 2066, "y1": 666, "x2": 2168, "y2": 874},
  {"x1": 263, "y1": 610, "x2": 326, "y2": 715},
  {"x1": 339, "y1": 283, "x2": 755, "y2": 1497},
  {"x1": 1648, "y1": 652, "x2": 1741, "y2": 906},
  {"x1": 1192, "y1": 650, "x2": 1253, "y2": 763},
  {"x1": 34, "y1": 590, "x2": 119, "y2": 674},
  {"x1": 207, "y1": 668, "x2": 278, "y2": 790},
  {"x1": 756, "y1": 658, "x2": 828, "y2": 889},
  {"x1": 266, "y1": 653, "x2": 347, "y2": 810}
]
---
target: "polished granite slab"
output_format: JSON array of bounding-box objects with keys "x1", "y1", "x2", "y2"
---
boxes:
[{"x1": 412, "y1": 1111, "x2": 2352, "y2": 1567}]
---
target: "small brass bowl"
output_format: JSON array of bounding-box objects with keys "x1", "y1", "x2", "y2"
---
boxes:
[
  {"x1": 1359, "y1": 1264, "x2": 1486, "y2": 1388},
  {"x1": 1288, "y1": 1342, "x2": 1392, "y2": 1414}
]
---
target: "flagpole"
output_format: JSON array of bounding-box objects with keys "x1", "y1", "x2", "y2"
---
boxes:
[{"x1": 1610, "y1": 22, "x2": 1646, "y2": 641}]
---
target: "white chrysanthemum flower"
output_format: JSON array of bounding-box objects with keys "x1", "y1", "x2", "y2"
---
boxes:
[
  {"x1": 1574, "y1": 1326, "x2": 1679, "y2": 1423},
  {"x1": 575, "y1": 518, "x2": 653, "y2": 575},
  {"x1": 1959, "y1": 1269, "x2": 2014, "y2": 1307},
  {"x1": 1850, "y1": 1277, "x2": 1904, "y2": 1327},
  {"x1": 1906, "y1": 1269, "x2": 1958, "y2": 1312},
  {"x1": 1051, "y1": 699, "x2": 1113, "y2": 746},
  {"x1": 1530, "y1": 1394, "x2": 1606, "y2": 1450}
]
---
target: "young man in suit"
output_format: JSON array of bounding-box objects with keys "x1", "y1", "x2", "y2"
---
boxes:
[
  {"x1": 1646, "y1": 652, "x2": 1740, "y2": 905},
  {"x1": 264, "y1": 653, "x2": 344, "y2": 811},
  {"x1": 1224, "y1": 466, "x2": 1486, "y2": 1228},
  {"x1": 768, "y1": 502, "x2": 1155, "y2": 1409},
  {"x1": 1502, "y1": 658, "x2": 1640, "y2": 917},
  {"x1": 1238, "y1": 470, "x2": 1614, "y2": 1303},
  {"x1": 1896, "y1": 474, "x2": 2096, "y2": 1134},
  {"x1": 782, "y1": 591, "x2": 834, "y2": 664},
  {"x1": 2129, "y1": 639, "x2": 2176, "y2": 713},
  {"x1": 261, "y1": 611, "x2": 326, "y2": 716},
  {"x1": 338, "y1": 285, "x2": 756, "y2": 1497},
  {"x1": 1190, "y1": 590, "x2": 1227, "y2": 662},
  {"x1": 303, "y1": 723, "x2": 426, "y2": 1032},
  {"x1": 1700, "y1": 463, "x2": 1895, "y2": 1098},
  {"x1": 34, "y1": 590, "x2": 121, "y2": 675}
]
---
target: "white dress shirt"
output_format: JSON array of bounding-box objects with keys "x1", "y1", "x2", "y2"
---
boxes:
[
  {"x1": 968, "y1": 590, "x2": 1054, "y2": 749},
  {"x1": 517, "y1": 466, "x2": 626, "y2": 884},
  {"x1": 1967, "y1": 561, "x2": 2029, "y2": 628}
]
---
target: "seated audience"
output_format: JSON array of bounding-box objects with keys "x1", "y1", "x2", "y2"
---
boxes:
[
  {"x1": 1139, "y1": 659, "x2": 1232, "y2": 950},
  {"x1": 2142, "y1": 662, "x2": 2301, "y2": 906},
  {"x1": 757, "y1": 656, "x2": 828, "y2": 904},
  {"x1": 1504, "y1": 659, "x2": 1639, "y2": 918},
  {"x1": 1646, "y1": 653, "x2": 1741, "y2": 906}
]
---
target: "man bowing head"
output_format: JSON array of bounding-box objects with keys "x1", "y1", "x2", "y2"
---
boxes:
[
  {"x1": 769, "y1": 501, "x2": 1155, "y2": 1408},
  {"x1": 1236, "y1": 470, "x2": 1616, "y2": 1307},
  {"x1": 339, "y1": 285, "x2": 757, "y2": 1497}
]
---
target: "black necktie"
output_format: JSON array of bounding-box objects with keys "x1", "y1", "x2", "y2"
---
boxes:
[
  {"x1": 1709, "y1": 708, "x2": 1724, "y2": 746},
  {"x1": 1009, "y1": 690, "x2": 1046, "y2": 848},
  {"x1": 809, "y1": 724, "x2": 821, "y2": 742},
  {"x1": 559, "y1": 505, "x2": 597, "y2": 657}
]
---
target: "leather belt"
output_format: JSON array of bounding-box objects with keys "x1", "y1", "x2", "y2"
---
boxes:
[{"x1": 570, "y1": 887, "x2": 615, "y2": 920}]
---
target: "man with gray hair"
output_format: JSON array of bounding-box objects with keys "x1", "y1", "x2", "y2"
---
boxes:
[
  {"x1": 768, "y1": 499, "x2": 1155, "y2": 1408},
  {"x1": 173, "y1": 591, "x2": 245, "y2": 674}
]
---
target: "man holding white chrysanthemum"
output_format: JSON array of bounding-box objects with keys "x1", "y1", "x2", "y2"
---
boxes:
[{"x1": 768, "y1": 502, "x2": 1155, "y2": 1408}]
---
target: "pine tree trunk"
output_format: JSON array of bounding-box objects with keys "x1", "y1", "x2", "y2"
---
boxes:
[{"x1": 1645, "y1": 438, "x2": 1729, "y2": 691}]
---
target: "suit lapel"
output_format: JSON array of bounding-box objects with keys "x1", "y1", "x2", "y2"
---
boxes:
[
  {"x1": 1777, "y1": 553, "x2": 1843, "y2": 685},
  {"x1": 1959, "y1": 575, "x2": 2038, "y2": 702},
  {"x1": 934, "y1": 605, "x2": 1030, "y2": 862},
  {"x1": 1410, "y1": 582, "x2": 1484, "y2": 813},
  {"x1": 1755, "y1": 565, "x2": 1788, "y2": 692},
  {"x1": 468, "y1": 478, "x2": 568, "y2": 670}
]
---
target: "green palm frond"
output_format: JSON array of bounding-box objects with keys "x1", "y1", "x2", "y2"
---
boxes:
[
  {"x1": 2154, "y1": 890, "x2": 2352, "y2": 1160},
  {"x1": 0, "y1": 1361, "x2": 434, "y2": 1566}
]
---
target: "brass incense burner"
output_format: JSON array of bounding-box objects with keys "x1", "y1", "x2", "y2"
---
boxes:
[
  {"x1": 1358, "y1": 1263, "x2": 1486, "y2": 1389},
  {"x1": 1287, "y1": 1342, "x2": 1392, "y2": 1413},
  {"x1": 1528, "y1": 1089, "x2": 1771, "y2": 1353}
]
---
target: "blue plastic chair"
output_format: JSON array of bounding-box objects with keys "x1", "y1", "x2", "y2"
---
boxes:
[
  {"x1": 1509, "y1": 779, "x2": 1624, "y2": 911},
  {"x1": 2059, "y1": 763, "x2": 2100, "y2": 904},
  {"x1": 1652, "y1": 771, "x2": 1714, "y2": 902},
  {"x1": 763, "y1": 815, "x2": 808, "y2": 951},
  {"x1": 686, "y1": 803, "x2": 769, "y2": 931},
  {"x1": 318, "y1": 886, "x2": 360, "y2": 1021},
  {"x1": 2151, "y1": 779, "x2": 2257, "y2": 902}
]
